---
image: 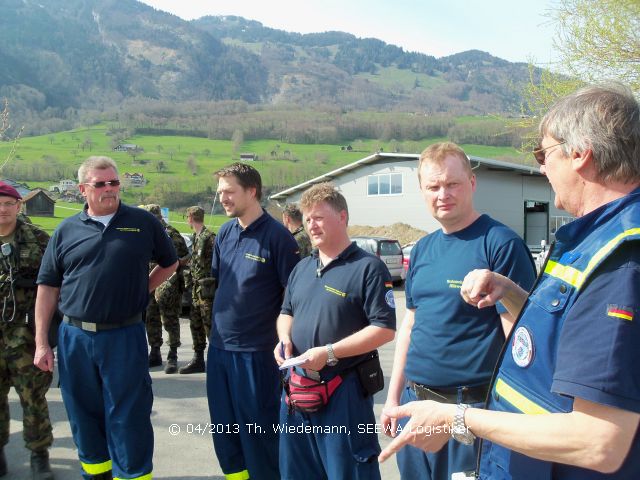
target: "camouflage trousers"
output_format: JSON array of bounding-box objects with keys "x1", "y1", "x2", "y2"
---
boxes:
[
  {"x1": 145, "y1": 289, "x2": 181, "y2": 349},
  {"x1": 0, "y1": 322, "x2": 53, "y2": 451},
  {"x1": 189, "y1": 284, "x2": 212, "y2": 352}
]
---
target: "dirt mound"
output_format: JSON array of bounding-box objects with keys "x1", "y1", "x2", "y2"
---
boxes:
[{"x1": 348, "y1": 223, "x2": 427, "y2": 246}]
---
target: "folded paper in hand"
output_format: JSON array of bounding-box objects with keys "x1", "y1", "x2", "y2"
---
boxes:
[{"x1": 279, "y1": 355, "x2": 309, "y2": 370}]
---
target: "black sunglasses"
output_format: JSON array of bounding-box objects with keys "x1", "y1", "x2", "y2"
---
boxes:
[
  {"x1": 83, "y1": 180, "x2": 121, "y2": 188},
  {"x1": 532, "y1": 141, "x2": 566, "y2": 165}
]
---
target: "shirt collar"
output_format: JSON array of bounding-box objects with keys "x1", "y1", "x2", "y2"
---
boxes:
[
  {"x1": 312, "y1": 241, "x2": 359, "y2": 263},
  {"x1": 556, "y1": 187, "x2": 640, "y2": 243},
  {"x1": 233, "y1": 209, "x2": 268, "y2": 233},
  {"x1": 80, "y1": 201, "x2": 124, "y2": 223}
]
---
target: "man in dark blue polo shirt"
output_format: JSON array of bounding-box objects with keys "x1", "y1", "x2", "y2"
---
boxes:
[
  {"x1": 274, "y1": 182, "x2": 396, "y2": 479},
  {"x1": 206, "y1": 163, "x2": 299, "y2": 480},
  {"x1": 34, "y1": 156, "x2": 178, "y2": 480},
  {"x1": 380, "y1": 142, "x2": 536, "y2": 480}
]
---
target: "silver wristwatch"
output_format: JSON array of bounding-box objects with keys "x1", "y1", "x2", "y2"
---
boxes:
[
  {"x1": 451, "y1": 403, "x2": 476, "y2": 445},
  {"x1": 325, "y1": 343, "x2": 338, "y2": 367}
]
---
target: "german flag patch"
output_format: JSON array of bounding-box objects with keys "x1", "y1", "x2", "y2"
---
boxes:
[
  {"x1": 385, "y1": 281, "x2": 393, "y2": 289},
  {"x1": 607, "y1": 305, "x2": 634, "y2": 321}
]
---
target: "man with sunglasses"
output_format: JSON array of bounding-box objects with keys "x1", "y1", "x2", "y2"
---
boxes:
[
  {"x1": 34, "y1": 156, "x2": 178, "y2": 480},
  {"x1": 379, "y1": 84, "x2": 640, "y2": 479}
]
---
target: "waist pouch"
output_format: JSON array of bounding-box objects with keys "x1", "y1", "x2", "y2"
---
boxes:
[
  {"x1": 285, "y1": 370, "x2": 343, "y2": 414},
  {"x1": 197, "y1": 277, "x2": 216, "y2": 299},
  {"x1": 356, "y1": 351, "x2": 384, "y2": 397}
]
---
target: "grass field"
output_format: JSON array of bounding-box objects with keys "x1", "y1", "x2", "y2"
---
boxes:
[
  {"x1": 0, "y1": 122, "x2": 530, "y2": 209},
  {"x1": 29, "y1": 201, "x2": 230, "y2": 235}
]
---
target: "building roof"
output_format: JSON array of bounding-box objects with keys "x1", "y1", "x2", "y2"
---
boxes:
[
  {"x1": 270, "y1": 152, "x2": 541, "y2": 202},
  {"x1": 1, "y1": 178, "x2": 31, "y2": 198},
  {"x1": 22, "y1": 189, "x2": 55, "y2": 203}
]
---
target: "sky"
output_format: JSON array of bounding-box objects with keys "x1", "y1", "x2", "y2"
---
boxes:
[{"x1": 138, "y1": 0, "x2": 559, "y2": 65}]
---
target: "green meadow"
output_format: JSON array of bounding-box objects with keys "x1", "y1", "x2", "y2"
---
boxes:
[
  {"x1": 1, "y1": 122, "x2": 529, "y2": 224},
  {"x1": 29, "y1": 201, "x2": 229, "y2": 235}
]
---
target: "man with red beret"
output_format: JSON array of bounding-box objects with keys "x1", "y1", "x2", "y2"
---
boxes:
[{"x1": 0, "y1": 181, "x2": 54, "y2": 479}]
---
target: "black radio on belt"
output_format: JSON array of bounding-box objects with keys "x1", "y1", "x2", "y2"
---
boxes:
[{"x1": 409, "y1": 381, "x2": 489, "y2": 404}]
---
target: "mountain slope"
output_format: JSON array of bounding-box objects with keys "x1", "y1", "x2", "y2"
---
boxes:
[{"x1": 0, "y1": 0, "x2": 540, "y2": 135}]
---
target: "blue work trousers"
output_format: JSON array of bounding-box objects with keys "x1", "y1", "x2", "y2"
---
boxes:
[
  {"x1": 57, "y1": 321, "x2": 154, "y2": 480},
  {"x1": 397, "y1": 386, "x2": 480, "y2": 480},
  {"x1": 279, "y1": 372, "x2": 381, "y2": 480},
  {"x1": 206, "y1": 347, "x2": 281, "y2": 480}
]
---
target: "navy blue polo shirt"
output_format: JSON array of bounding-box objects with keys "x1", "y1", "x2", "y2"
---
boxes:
[
  {"x1": 405, "y1": 214, "x2": 536, "y2": 388},
  {"x1": 37, "y1": 202, "x2": 177, "y2": 324},
  {"x1": 281, "y1": 242, "x2": 396, "y2": 375},
  {"x1": 553, "y1": 241, "x2": 640, "y2": 412},
  {"x1": 211, "y1": 211, "x2": 299, "y2": 352}
]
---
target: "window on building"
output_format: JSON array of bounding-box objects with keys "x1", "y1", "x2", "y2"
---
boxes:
[{"x1": 368, "y1": 173, "x2": 402, "y2": 196}]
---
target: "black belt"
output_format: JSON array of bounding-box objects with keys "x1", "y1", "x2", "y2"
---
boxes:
[
  {"x1": 408, "y1": 381, "x2": 489, "y2": 404},
  {"x1": 63, "y1": 313, "x2": 143, "y2": 332}
]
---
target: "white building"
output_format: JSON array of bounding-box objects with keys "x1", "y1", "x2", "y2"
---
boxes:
[
  {"x1": 59, "y1": 179, "x2": 77, "y2": 192},
  {"x1": 270, "y1": 153, "x2": 569, "y2": 249}
]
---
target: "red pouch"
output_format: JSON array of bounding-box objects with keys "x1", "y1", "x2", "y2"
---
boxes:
[{"x1": 285, "y1": 370, "x2": 343, "y2": 413}]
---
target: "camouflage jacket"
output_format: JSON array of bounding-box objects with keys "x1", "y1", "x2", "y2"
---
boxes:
[
  {"x1": 190, "y1": 226, "x2": 215, "y2": 281},
  {"x1": 292, "y1": 226, "x2": 312, "y2": 259},
  {"x1": 150, "y1": 222, "x2": 189, "y2": 290},
  {"x1": 0, "y1": 220, "x2": 49, "y2": 324}
]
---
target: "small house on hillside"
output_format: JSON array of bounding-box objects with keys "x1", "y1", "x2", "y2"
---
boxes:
[
  {"x1": 23, "y1": 189, "x2": 55, "y2": 217},
  {"x1": 123, "y1": 172, "x2": 146, "y2": 187},
  {"x1": 240, "y1": 153, "x2": 256, "y2": 162},
  {"x1": 113, "y1": 144, "x2": 143, "y2": 152},
  {"x1": 59, "y1": 179, "x2": 77, "y2": 192}
]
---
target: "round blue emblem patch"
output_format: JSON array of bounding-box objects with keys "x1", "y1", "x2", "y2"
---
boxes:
[
  {"x1": 385, "y1": 290, "x2": 396, "y2": 309},
  {"x1": 511, "y1": 326, "x2": 534, "y2": 368}
]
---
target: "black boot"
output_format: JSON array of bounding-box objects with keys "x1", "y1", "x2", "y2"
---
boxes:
[
  {"x1": 165, "y1": 347, "x2": 178, "y2": 374},
  {"x1": 148, "y1": 346, "x2": 162, "y2": 367},
  {"x1": 0, "y1": 446, "x2": 7, "y2": 477},
  {"x1": 91, "y1": 471, "x2": 113, "y2": 480},
  {"x1": 30, "y1": 449, "x2": 54, "y2": 480},
  {"x1": 178, "y1": 350, "x2": 205, "y2": 374}
]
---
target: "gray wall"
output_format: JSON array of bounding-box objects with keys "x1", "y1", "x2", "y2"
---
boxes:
[{"x1": 280, "y1": 159, "x2": 561, "y2": 242}]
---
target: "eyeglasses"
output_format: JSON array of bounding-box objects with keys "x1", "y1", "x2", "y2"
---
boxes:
[
  {"x1": 533, "y1": 141, "x2": 566, "y2": 165},
  {"x1": 0, "y1": 201, "x2": 18, "y2": 208},
  {"x1": 83, "y1": 180, "x2": 121, "y2": 188}
]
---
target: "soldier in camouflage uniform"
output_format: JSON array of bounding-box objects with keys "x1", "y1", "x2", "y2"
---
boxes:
[
  {"x1": 179, "y1": 206, "x2": 215, "y2": 374},
  {"x1": 0, "y1": 182, "x2": 54, "y2": 479},
  {"x1": 282, "y1": 203, "x2": 312, "y2": 258},
  {"x1": 143, "y1": 205, "x2": 190, "y2": 374}
]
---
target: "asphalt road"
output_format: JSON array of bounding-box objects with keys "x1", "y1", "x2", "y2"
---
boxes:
[{"x1": 5, "y1": 288, "x2": 406, "y2": 479}]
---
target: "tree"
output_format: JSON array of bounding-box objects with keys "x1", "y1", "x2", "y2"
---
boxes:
[
  {"x1": 0, "y1": 99, "x2": 24, "y2": 173},
  {"x1": 232, "y1": 129, "x2": 244, "y2": 155},
  {"x1": 517, "y1": 0, "x2": 639, "y2": 151},
  {"x1": 186, "y1": 154, "x2": 198, "y2": 175},
  {"x1": 156, "y1": 161, "x2": 167, "y2": 173},
  {"x1": 551, "y1": 0, "x2": 639, "y2": 93}
]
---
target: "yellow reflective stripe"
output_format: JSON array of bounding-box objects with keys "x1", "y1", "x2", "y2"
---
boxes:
[
  {"x1": 81, "y1": 459, "x2": 112, "y2": 475},
  {"x1": 225, "y1": 470, "x2": 250, "y2": 480},
  {"x1": 581, "y1": 228, "x2": 640, "y2": 285},
  {"x1": 544, "y1": 260, "x2": 583, "y2": 288},
  {"x1": 544, "y1": 228, "x2": 640, "y2": 290},
  {"x1": 114, "y1": 474, "x2": 152, "y2": 480},
  {"x1": 495, "y1": 378, "x2": 549, "y2": 415}
]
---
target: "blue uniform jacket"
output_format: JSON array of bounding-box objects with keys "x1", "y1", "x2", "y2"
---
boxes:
[{"x1": 480, "y1": 189, "x2": 640, "y2": 479}]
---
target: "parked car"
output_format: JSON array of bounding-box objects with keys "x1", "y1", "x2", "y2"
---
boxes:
[
  {"x1": 401, "y1": 242, "x2": 416, "y2": 276},
  {"x1": 351, "y1": 236, "x2": 404, "y2": 284}
]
